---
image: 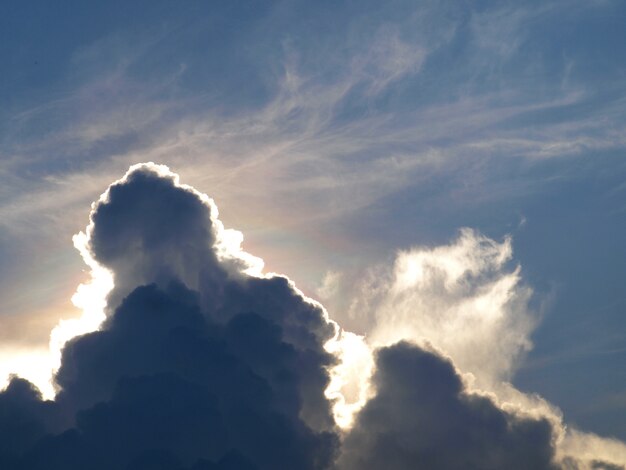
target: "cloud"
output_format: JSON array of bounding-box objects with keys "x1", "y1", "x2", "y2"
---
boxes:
[
  {"x1": 336, "y1": 341, "x2": 558, "y2": 470},
  {"x1": 0, "y1": 164, "x2": 338, "y2": 469},
  {"x1": 48, "y1": 283, "x2": 335, "y2": 469},
  {"x1": 0, "y1": 164, "x2": 624, "y2": 469},
  {"x1": 328, "y1": 227, "x2": 626, "y2": 468},
  {"x1": 350, "y1": 228, "x2": 534, "y2": 387},
  {"x1": 0, "y1": 377, "x2": 61, "y2": 461},
  {"x1": 321, "y1": 228, "x2": 540, "y2": 421}
]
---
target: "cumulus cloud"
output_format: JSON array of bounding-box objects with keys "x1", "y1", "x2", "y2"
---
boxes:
[
  {"x1": 0, "y1": 163, "x2": 624, "y2": 469},
  {"x1": 0, "y1": 164, "x2": 337, "y2": 469},
  {"x1": 329, "y1": 227, "x2": 626, "y2": 468},
  {"x1": 337, "y1": 341, "x2": 558, "y2": 470},
  {"x1": 346, "y1": 228, "x2": 535, "y2": 388}
]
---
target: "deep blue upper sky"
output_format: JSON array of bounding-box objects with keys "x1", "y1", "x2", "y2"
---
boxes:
[{"x1": 1, "y1": 0, "x2": 626, "y2": 440}]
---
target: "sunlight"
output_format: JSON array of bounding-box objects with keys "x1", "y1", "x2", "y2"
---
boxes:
[
  {"x1": 47, "y1": 231, "x2": 114, "y2": 396},
  {"x1": 0, "y1": 232, "x2": 113, "y2": 400},
  {"x1": 324, "y1": 330, "x2": 375, "y2": 429},
  {"x1": 0, "y1": 347, "x2": 55, "y2": 399}
]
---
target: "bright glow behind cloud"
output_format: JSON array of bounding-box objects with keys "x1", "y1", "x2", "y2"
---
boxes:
[
  {"x1": 47, "y1": 232, "x2": 114, "y2": 395},
  {"x1": 0, "y1": 348, "x2": 54, "y2": 399},
  {"x1": 0, "y1": 232, "x2": 114, "y2": 400},
  {"x1": 324, "y1": 330, "x2": 374, "y2": 429}
]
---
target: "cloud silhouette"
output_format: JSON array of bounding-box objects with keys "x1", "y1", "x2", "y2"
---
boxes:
[
  {"x1": 44, "y1": 282, "x2": 334, "y2": 470},
  {"x1": 0, "y1": 164, "x2": 338, "y2": 469},
  {"x1": 0, "y1": 163, "x2": 624, "y2": 469},
  {"x1": 336, "y1": 341, "x2": 558, "y2": 470},
  {"x1": 83, "y1": 164, "x2": 337, "y2": 433}
]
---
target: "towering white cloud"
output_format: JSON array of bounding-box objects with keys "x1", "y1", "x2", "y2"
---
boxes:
[{"x1": 356, "y1": 228, "x2": 532, "y2": 386}]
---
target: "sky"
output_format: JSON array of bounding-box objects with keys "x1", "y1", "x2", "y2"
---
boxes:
[{"x1": 1, "y1": 0, "x2": 626, "y2": 468}]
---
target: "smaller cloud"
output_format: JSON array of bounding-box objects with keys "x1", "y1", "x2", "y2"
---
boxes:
[
  {"x1": 347, "y1": 228, "x2": 535, "y2": 387},
  {"x1": 337, "y1": 341, "x2": 559, "y2": 470}
]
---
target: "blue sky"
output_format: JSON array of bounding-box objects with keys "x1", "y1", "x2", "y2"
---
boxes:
[{"x1": 1, "y1": 0, "x2": 626, "y2": 445}]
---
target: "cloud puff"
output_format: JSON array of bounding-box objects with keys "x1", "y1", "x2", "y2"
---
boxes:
[
  {"x1": 344, "y1": 228, "x2": 534, "y2": 387},
  {"x1": 0, "y1": 163, "x2": 624, "y2": 469},
  {"x1": 337, "y1": 341, "x2": 558, "y2": 470}
]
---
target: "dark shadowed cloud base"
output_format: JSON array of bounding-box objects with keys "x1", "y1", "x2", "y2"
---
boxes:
[{"x1": 338, "y1": 342, "x2": 557, "y2": 470}]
